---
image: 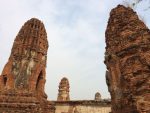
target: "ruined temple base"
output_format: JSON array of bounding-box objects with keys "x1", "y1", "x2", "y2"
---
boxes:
[{"x1": 0, "y1": 90, "x2": 55, "y2": 113}]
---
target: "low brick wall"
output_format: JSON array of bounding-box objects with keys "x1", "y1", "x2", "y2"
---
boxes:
[{"x1": 52, "y1": 100, "x2": 111, "y2": 113}]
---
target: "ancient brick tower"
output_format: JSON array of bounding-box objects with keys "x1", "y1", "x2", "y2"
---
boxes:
[
  {"x1": 94, "y1": 92, "x2": 101, "y2": 101},
  {"x1": 0, "y1": 18, "x2": 55, "y2": 113},
  {"x1": 57, "y1": 77, "x2": 70, "y2": 101},
  {"x1": 105, "y1": 5, "x2": 150, "y2": 113}
]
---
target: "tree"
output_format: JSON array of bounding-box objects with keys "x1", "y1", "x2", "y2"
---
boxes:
[{"x1": 123, "y1": 0, "x2": 150, "y2": 10}]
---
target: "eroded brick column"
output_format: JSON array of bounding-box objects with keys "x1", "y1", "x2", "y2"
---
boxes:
[{"x1": 105, "y1": 5, "x2": 150, "y2": 113}]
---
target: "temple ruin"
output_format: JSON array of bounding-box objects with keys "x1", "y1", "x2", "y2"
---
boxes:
[
  {"x1": 0, "y1": 18, "x2": 55, "y2": 113},
  {"x1": 53, "y1": 77, "x2": 111, "y2": 113},
  {"x1": 57, "y1": 77, "x2": 70, "y2": 101},
  {"x1": 1, "y1": 4, "x2": 149, "y2": 113},
  {"x1": 0, "y1": 18, "x2": 111, "y2": 113},
  {"x1": 105, "y1": 5, "x2": 150, "y2": 113},
  {"x1": 95, "y1": 92, "x2": 101, "y2": 101}
]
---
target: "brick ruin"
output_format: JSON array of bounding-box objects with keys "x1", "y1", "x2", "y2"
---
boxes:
[
  {"x1": 0, "y1": 18, "x2": 111, "y2": 113},
  {"x1": 95, "y1": 92, "x2": 101, "y2": 101},
  {"x1": 0, "y1": 18, "x2": 55, "y2": 113},
  {"x1": 57, "y1": 77, "x2": 70, "y2": 101},
  {"x1": 54, "y1": 77, "x2": 111, "y2": 113},
  {"x1": 105, "y1": 5, "x2": 150, "y2": 113},
  {"x1": 53, "y1": 100, "x2": 111, "y2": 113},
  {"x1": 1, "y1": 4, "x2": 150, "y2": 113}
]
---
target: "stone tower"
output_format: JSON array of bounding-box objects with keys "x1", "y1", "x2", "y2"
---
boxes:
[
  {"x1": 0, "y1": 18, "x2": 55, "y2": 113},
  {"x1": 105, "y1": 5, "x2": 150, "y2": 113},
  {"x1": 57, "y1": 77, "x2": 70, "y2": 101},
  {"x1": 94, "y1": 92, "x2": 101, "y2": 101}
]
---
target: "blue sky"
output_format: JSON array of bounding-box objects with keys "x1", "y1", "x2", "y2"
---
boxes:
[{"x1": 0, "y1": 0, "x2": 149, "y2": 100}]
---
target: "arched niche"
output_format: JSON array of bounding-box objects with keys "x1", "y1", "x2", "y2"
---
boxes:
[
  {"x1": 3, "y1": 75, "x2": 7, "y2": 86},
  {"x1": 36, "y1": 70, "x2": 44, "y2": 91}
]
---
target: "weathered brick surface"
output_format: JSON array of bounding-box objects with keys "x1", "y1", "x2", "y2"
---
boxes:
[{"x1": 105, "y1": 5, "x2": 150, "y2": 113}]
